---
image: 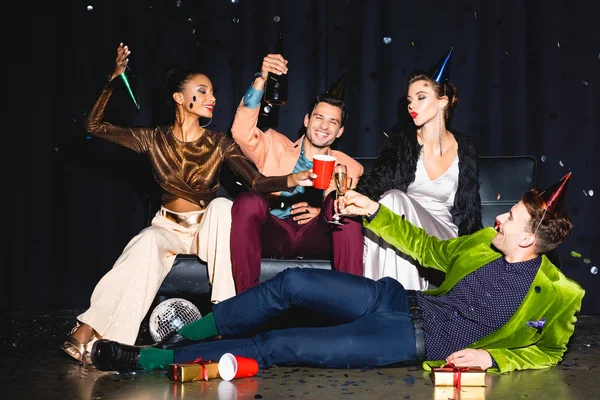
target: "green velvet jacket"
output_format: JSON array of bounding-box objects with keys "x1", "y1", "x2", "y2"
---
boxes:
[{"x1": 364, "y1": 205, "x2": 585, "y2": 374}]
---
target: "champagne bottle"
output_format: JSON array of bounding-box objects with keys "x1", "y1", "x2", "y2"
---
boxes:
[{"x1": 264, "y1": 32, "x2": 288, "y2": 105}]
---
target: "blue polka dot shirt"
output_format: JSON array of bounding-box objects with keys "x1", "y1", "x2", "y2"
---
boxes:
[{"x1": 416, "y1": 256, "x2": 542, "y2": 360}]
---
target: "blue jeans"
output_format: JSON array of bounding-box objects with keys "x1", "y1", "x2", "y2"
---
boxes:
[{"x1": 174, "y1": 268, "x2": 417, "y2": 369}]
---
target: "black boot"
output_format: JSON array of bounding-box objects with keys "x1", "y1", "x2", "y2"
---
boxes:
[
  {"x1": 91, "y1": 339, "x2": 141, "y2": 372},
  {"x1": 153, "y1": 331, "x2": 201, "y2": 350}
]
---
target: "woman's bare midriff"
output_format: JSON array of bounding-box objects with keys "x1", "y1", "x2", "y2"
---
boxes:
[{"x1": 164, "y1": 198, "x2": 204, "y2": 213}]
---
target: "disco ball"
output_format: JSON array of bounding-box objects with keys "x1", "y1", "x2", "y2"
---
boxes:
[{"x1": 149, "y1": 298, "x2": 202, "y2": 342}]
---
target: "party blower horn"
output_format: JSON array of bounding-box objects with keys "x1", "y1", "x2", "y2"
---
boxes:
[{"x1": 119, "y1": 67, "x2": 140, "y2": 110}]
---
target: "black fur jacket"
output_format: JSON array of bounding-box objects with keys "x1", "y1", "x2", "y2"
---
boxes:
[{"x1": 356, "y1": 124, "x2": 483, "y2": 236}]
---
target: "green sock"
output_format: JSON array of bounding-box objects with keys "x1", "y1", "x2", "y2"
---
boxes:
[
  {"x1": 139, "y1": 347, "x2": 174, "y2": 370},
  {"x1": 177, "y1": 312, "x2": 219, "y2": 341}
]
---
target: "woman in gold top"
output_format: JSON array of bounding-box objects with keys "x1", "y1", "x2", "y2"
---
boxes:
[{"x1": 61, "y1": 42, "x2": 315, "y2": 361}]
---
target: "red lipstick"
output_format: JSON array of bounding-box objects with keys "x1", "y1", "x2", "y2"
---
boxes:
[{"x1": 409, "y1": 112, "x2": 418, "y2": 119}]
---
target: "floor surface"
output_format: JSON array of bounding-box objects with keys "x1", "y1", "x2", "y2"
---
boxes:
[{"x1": 1, "y1": 310, "x2": 598, "y2": 400}]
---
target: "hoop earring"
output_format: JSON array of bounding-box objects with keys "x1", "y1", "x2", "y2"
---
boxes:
[
  {"x1": 176, "y1": 109, "x2": 186, "y2": 127},
  {"x1": 201, "y1": 117, "x2": 212, "y2": 128}
]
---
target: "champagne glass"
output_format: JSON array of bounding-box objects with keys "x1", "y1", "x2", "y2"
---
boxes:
[{"x1": 328, "y1": 164, "x2": 353, "y2": 225}]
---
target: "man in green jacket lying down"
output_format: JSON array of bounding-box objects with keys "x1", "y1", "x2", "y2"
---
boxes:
[{"x1": 90, "y1": 173, "x2": 583, "y2": 374}]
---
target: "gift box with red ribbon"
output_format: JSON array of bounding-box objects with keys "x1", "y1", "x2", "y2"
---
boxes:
[
  {"x1": 431, "y1": 363, "x2": 486, "y2": 388},
  {"x1": 168, "y1": 357, "x2": 220, "y2": 382}
]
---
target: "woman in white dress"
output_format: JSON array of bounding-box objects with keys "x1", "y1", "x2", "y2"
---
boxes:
[{"x1": 355, "y1": 54, "x2": 482, "y2": 290}]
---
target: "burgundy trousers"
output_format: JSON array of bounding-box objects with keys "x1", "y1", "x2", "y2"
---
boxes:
[{"x1": 231, "y1": 191, "x2": 364, "y2": 293}]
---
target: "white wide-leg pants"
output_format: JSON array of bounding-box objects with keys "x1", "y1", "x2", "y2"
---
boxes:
[{"x1": 78, "y1": 197, "x2": 234, "y2": 346}]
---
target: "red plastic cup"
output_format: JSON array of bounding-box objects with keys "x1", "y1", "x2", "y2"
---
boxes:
[
  {"x1": 218, "y1": 353, "x2": 259, "y2": 381},
  {"x1": 312, "y1": 154, "x2": 336, "y2": 190}
]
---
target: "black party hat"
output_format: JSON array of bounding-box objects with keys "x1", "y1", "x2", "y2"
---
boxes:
[{"x1": 326, "y1": 71, "x2": 347, "y2": 100}]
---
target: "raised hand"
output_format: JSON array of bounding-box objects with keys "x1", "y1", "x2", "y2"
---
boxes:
[
  {"x1": 261, "y1": 53, "x2": 288, "y2": 80},
  {"x1": 110, "y1": 42, "x2": 131, "y2": 82}
]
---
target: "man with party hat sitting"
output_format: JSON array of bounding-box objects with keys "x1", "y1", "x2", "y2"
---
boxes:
[
  {"x1": 227, "y1": 53, "x2": 364, "y2": 295},
  {"x1": 90, "y1": 172, "x2": 584, "y2": 375}
]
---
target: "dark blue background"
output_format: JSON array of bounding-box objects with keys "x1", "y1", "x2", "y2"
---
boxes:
[{"x1": 10, "y1": 0, "x2": 598, "y2": 313}]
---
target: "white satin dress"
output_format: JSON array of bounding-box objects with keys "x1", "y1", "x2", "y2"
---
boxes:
[{"x1": 363, "y1": 156, "x2": 460, "y2": 290}]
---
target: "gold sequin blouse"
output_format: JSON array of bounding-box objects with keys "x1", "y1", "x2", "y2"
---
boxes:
[{"x1": 84, "y1": 80, "x2": 289, "y2": 208}]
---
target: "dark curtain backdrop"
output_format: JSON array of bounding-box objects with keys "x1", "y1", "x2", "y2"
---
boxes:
[{"x1": 11, "y1": 0, "x2": 598, "y2": 314}]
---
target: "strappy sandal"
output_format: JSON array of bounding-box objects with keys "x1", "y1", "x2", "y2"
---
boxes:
[
  {"x1": 61, "y1": 336, "x2": 86, "y2": 361},
  {"x1": 61, "y1": 323, "x2": 96, "y2": 361}
]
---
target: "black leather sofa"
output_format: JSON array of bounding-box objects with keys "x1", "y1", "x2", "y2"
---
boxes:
[{"x1": 145, "y1": 155, "x2": 539, "y2": 318}]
